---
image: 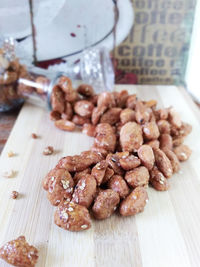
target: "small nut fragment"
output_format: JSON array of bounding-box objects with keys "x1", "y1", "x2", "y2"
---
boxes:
[
  {"x1": 92, "y1": 189, "x2": 120, "y2": 220},
  {"x1": 173, "y1": 144, "x2": 192, "y2": 162},
  {"x1": 11, "y1": 190, "x2": 19, "y2": 199},
  {"x1": 31, "y1": 133, "x2": 38, "y2": 139},
  {"x1": 7, "y1": 150, "x2": 15, "y2": 157},
  {"x1": 43, "y1": 146, "x2": 54, "y2": 155},
  {"x1": 55, "y1": 201, "x2": 91, "y2": 231},
  {"x1": 0, "y1": 236, "x2": 38, "y2": 267},
  {"x1": 2, "y1": 170, "x2": 15, "y2": 178},
  {"x1": 119, "y1": 187, "x2": 148, "y2": 216},
  {"x1": 125, "y1": 166, "x2": 150, "y2": 188}
]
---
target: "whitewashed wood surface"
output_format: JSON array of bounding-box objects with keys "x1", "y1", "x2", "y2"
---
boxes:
[{"x1": 0, "y1": 85, "x2": 200, "y2": 267}]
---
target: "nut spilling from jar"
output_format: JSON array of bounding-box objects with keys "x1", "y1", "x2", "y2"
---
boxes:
[{"x1": 42, "y1": 79, "x2": 192, "y2": 232}]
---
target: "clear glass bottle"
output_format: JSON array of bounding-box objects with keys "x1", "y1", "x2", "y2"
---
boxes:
[{"x1": 0, "y1": 38, "x2": 114, "y2": 112}]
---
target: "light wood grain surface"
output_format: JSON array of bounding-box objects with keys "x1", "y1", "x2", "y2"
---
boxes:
[{"x1": 0, "y1": 85, "x2": 200, "y2": 267}]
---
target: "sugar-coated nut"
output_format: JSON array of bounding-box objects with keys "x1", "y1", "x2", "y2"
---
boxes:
[
  {"x1": 115, "y1": 90, "x2": 129, "y2": 108},
  {"x1": 150, "y1": 166, "x2": 169, "y2": 191},
  {"x1": 155, "y1": 108, "x2": 169, "y2": 120},
  {"x1": 157, "y1": 120, "x2": 171, "y2": 134},
  {"x1": 51, "y1": 86, "x2": 65, "y2": 113},
  {"x1": 119, "y1": 155, "x2": 141, "y2": 170},
  {"x1": 62, "y1": 102, "x2": 73, "y2": 121},
  {"x1": 120, "y1": 108, "x2": 135, "y2": 124},
  {"x1": 102, "y1": 167, "x2": 114, "y2": 184},
  {"x1": 72, "y1": 115, "x2": 90, "y2": 126},
  {"x1": 120, "y1": 122, "x2": 143, "y2": 152},
  {"x1": 90, "y1": 145, "x2": 109, "y2": 157},
  {"x1": 91, "y1": 160, "x2": 108, "y2": 185},
  {"x1": 173, "y1": 144, "x2": 192, "y2": 162},
  {"x1": 143, "y1": 121, "x2": 160, "y2": 140},
  {"x1": 97, "y1": 92, "x2": 116, "y2": 108},
  {"x1": 43, "y1": 146, "x2": 54, "y2": 155},
  {"x1": 74, "y1": 100, "x2": 94, "y2": 118},
  {"x1": 72, "y1": 174, "x2": 96, "y2": 208},
  {"x1": 100, "y1": 108, "x2": 121, "y2": 125},
  {"x1": 57, "y1": 151, "x2": 103, "y2": 172},
  {"x1": 35, "y1": 76, "x2": 49, "y2": 94},
  {"x1": 94, "y1": 123, "x2": 116, "y2": 152},
  {"x1": 82, "y1": 123, "x2": 96, "y2": 137},
  {"x1": 45, "y1": 168, "x2": 74, "y2": 206},
  {"x1": 125, "y1": 166, "x2": 150, "y2": 188},
  {"x1": 107, "y1": 175, "x2": 130, "y2": 199},
  {"x1": 92, "y1": 189, "x2": 120, "y2": 220},
  {"x1": 159, "y1": 134, "x2": 173, "y2": 150},
  {"x1": 126, "y1": 94, "x2": 137, "y2": 109},
  {"x1": 168, "y1": 107, "x2": 182, "y2": 128},
  {"x1": 119, "y1": 187, "x2": 148, "y2": 216},
  {"x1": 138, "y1": 145, "x2": 155, "y2": 170},
  {"x1": 0, "y1": 236, "x2": 38, "y2": 267},
  {"x1": 73, "y1": 168, "x2": 91, "y2": 184},
  {"x1": 162, "y1": 148, "x2": 180, "y2": 173},
  {"x1": 55, "y1": 119, "x2": 75, "y2": 131},
  {"x1": 135, "y1": 101, "x2": 150, "y2": 124},
  {"x1": 50, "y1": 110, "x2": 61, "y2": 121},
  {"x1": 54, "y1": 201, "x2": 91, "y2": 231},
  {"x1": 91, "y1": 106, "x2": 107, "y2": 125},
  {"x1": 106, "y1": 154, "x2": 124, "y2": 176},
  {"x1": 145, "y1": 99, "x2": 157, "y2": 108},
  {"x1": 153, "y1": 148, "x2": 173, "y2": 178},
  {"x1": 146, "y1": 140, "x2": 160, "y2": 149},
  {"x1": 172, "y1": 136, "x2": 185, "y2": 147},
  {"x1": 77, "y1": 84, "x2": 94, "y2": 97},
  {"x1": 58, "y1": 76, "x2": 73, "y2": 93}
]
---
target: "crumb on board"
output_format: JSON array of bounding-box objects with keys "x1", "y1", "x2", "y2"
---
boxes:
[{"x1": 43, "y1": 146, "x2": 54, "y2": 156}]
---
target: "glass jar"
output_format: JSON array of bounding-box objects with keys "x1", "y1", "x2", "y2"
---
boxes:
[{"x1": 0, "y1": 38, "x2": 114, "y2": 112}]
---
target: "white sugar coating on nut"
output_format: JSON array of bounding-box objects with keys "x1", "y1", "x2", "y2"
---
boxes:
[
  {"x1": 2, "y1": 170, "x2": 14, "y2": 178},
  {"x1": 159, "y1": 180, "x2": 164, "y2": 185},
  {"x1": 55, "y1": 199, "x2": 61, "y2": 204},
  {"x1": 81, "y1": 224, "x2": 88, "y2": 229},
  {"x1": 61, "y1": 179, "x2": 70, "y2": 189},
  {"x1": 180, "y1": 152, "x2": 187, "y2": 159},
  {"x1": 51, "y1": 176, "x2": 55, "y2": 181},
  {"x1": 61, "y1": 210, "x2": 69, "y2": 220},
  {"x1": 146, "y1": 199, "x2": 149, "y2": 203},
  {"x1": 79, "y1": 182, "x2": 86, "y2": 190},
  {"x1": 132, "y1": 195, "x2": 137, "y2": 200},
  {"x1": 68, "y1": 207, "x2": 74, "y2": 212}
]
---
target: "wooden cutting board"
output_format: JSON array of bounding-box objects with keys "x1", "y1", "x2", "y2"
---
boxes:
[{"x1": 0, "y1": 85, "x2": 200, "y2": 267}]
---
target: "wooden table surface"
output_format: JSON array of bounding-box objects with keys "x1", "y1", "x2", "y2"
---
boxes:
[{"x1": 0, "y1": 85, "x2": 200, "y2": 267}]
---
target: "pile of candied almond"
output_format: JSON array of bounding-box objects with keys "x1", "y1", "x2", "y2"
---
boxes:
[{"x1": 42, "y1": 77, "x2": 193, "y2": 232}]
